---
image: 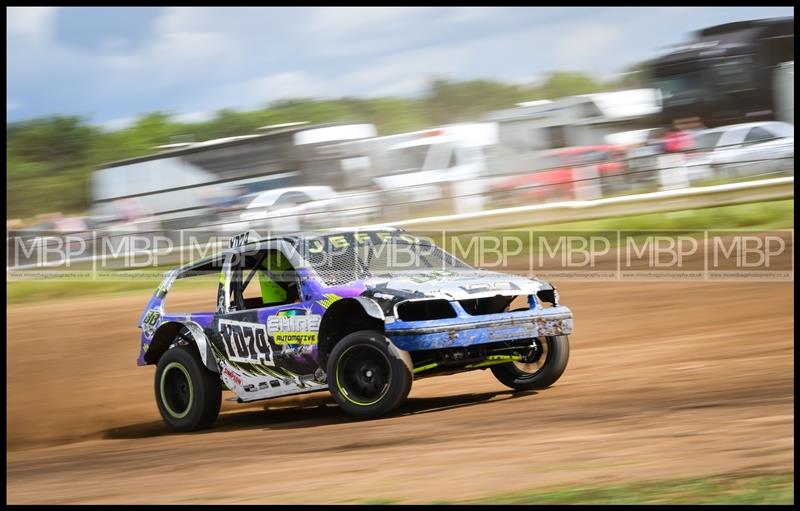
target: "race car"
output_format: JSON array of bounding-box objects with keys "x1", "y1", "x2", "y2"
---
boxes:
[{"x1": 138, "y1": 228, "x2": 573, "y2": 431}]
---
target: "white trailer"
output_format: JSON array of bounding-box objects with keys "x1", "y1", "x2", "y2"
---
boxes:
[
  {"x1": 485, "y1": 89, "x2": 661, "y2": 169},
  {"x1": 91, "y1": 123, "x2": 377, "y2": 227}
]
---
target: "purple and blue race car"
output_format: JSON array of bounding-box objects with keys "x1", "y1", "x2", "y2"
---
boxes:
[{"x1": 138, "y1": 228, "x2": 573, "y2": 431}]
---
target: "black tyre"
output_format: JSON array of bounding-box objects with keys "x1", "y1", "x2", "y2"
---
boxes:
[
  {"x1": 154, "y1": 345, "x2": 222, "y2": 432},
  {"x1": 327, "y1": 330, "x2": 412, "y2": 419},
  {"x1": 491, "y1": 335, "x2": 570, "y2": 391}
]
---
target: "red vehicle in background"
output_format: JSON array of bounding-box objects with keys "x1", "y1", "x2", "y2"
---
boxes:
[{"x1": 490, "y1": 145, "x2": 627, "y2": 205}]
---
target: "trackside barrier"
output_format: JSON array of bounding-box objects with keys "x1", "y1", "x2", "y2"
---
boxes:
[
  {"x1": 357, "y1": 176, "x2": 795, "y2": 232},
  {"x1": 6, "y1": 176, "x2": 794, "y2": 271}
]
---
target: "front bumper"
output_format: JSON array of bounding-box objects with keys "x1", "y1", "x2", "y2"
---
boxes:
[{"x1": 384, "y1": 305, "x2": 573, "y2": 351}]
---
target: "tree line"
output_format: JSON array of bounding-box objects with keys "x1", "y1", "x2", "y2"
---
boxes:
[{"x1": 6, "y1": 70, "x2": 647, "y2": 220}]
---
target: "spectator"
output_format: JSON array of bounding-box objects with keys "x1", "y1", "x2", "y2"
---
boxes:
[
  {"x1": 663, "y1": 120, "x2": 695, "y2": 153},
  {"x1": 685, "y1": 116, "x2": 707, "y2": 140}
]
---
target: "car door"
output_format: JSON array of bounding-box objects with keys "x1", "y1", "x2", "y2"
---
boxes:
[
  {"x1": 742, "y1": 126, "x2": 778, "y2": 170},
  {"x1": 714, "y1": 127, "x2": 746, "y2": 165},
  {"x1": 211, "y1": 244, "x2": 324, "y2": 398}
]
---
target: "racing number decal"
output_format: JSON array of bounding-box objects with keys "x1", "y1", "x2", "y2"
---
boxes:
[
  {"x1": 219, "y1": 319, "x2": 273, "y2": 365},
  {"x1": 142, "y1": 309, "x2": 162, "y2": 339}
]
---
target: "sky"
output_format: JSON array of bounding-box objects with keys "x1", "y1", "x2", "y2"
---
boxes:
[{"x1": 6, "y1": 6, "x2": 794, "y2": 130}]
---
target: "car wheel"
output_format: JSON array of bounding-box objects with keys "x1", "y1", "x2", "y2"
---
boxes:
[
  {"x1": 491, "y1": 335, "x2": 570, "y2": 391},
  {"x1": 327, "y1": 330, "x2": 412, "y2": 419},
  {"x1": 155, "y1": 345, "x2": 222, "y2": 432}
]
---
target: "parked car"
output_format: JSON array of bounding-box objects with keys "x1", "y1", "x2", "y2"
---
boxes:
[
  {"x1": 490, "y1": 145, "x2": 627, "y2": 205},
  {"x1": 228, "y1": 186, "x2": 378, "y2": 233},
  {"x1": 137, "y1": 228, "x2": 573, "y2": 430},
  {"x1": 693, "y1": 121, "x2": 794, "y2": 178}
]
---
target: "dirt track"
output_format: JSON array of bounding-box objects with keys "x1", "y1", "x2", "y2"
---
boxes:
[{"x1": 7, "y1": 273, "x2": 794, "y2": 503}]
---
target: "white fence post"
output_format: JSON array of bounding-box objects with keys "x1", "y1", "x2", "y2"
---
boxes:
[
  {"x1": 658, "y1": 153, "x2": 691, "y2": 191},
  {"x1": 573, "y1": 164, "x2": 602, "y2": 201}
]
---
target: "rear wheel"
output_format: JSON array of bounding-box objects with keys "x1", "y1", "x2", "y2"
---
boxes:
[
  {"x1": 491, "y1": 335, "x2": 570, "y2": 391},
  {"x1": 327, "y1": 330, "x2": 412, "y2": 419},
  {"x1": 155, "y1": 346, "x2": 222, "y2": 432}
]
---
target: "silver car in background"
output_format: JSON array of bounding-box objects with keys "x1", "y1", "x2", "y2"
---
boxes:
[
  {"x1": 233, "y1": 186, "x2": 379, "y2": 232},
  {"x1": 693, "y1": 121, "x2": 794, "y2": 179}
]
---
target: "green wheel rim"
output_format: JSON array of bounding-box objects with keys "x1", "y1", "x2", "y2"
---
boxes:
[{"x1": 160, "y1": 361, "x2": 194, "y2": 419}]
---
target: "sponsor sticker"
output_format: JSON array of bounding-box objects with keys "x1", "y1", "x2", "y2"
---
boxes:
[
  {"x1": 460, "y1": 282, "x2": 519, "y2": 293},
  {"x1": 274, "y1": 332, "x2": 317, "y2": 345},
  {"x1": 223, "y1": 367, "x2": 243, "y2": 386},
  {"x1": 267, "y1": 314, "x2": 321, "y2": 345}
]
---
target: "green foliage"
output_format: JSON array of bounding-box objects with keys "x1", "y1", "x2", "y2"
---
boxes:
[
  {"x1": 7, "y1": 115, "x2": 97, "y2": 170},
  {"x1": 424, "y1": 78, "x2": 529, "y2": 125},
  {"x1": 7, "y1": 73, "x2": 626, "y2": 219},
  {"x1": 345, "y1": 472, "x2": 794, "y2": 504},
  {"x1": 536, "y1": 71, "x2": 607, "y2": 99},
  {"x1": 465, "y1": 472, "x2": 794, "y2": 505},
  {"x1": 532, "y1": 199, "x2": 795, "y2": 233}
]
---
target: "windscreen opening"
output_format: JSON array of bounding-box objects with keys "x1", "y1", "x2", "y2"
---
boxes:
[{"x1": 297, "y1": 231, "x2": 471, "y2": 287}]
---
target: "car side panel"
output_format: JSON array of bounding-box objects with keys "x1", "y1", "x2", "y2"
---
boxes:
[{"x1": 208, "y1": 279, "x2": 366, "y2": 402}]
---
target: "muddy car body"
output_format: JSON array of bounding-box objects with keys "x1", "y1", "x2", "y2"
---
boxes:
[{"x1": 138, "y1": 228, "x2": 573, "y2": 430}]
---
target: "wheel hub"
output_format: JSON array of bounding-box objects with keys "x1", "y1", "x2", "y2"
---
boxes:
[
  {"x1": 521, "y1": 338, "x2": 544, "y2": 363},
  {"x1": 338, "y1": 345, "x2": 392, "y2": 404},
  {"x1": 357, "y1": 363, "x2": 380, "y2": 386}
]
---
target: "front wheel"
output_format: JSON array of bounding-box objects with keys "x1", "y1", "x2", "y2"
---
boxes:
[
  {"x1": 154, "y1": 346, "x2": 222, "y2": 432},
  {"x1": 327, "y1": 330, "x2": 412, "y2": 419},
  {"x1": 491, "y1": 335, "x2": 570, "y2": 391}
]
